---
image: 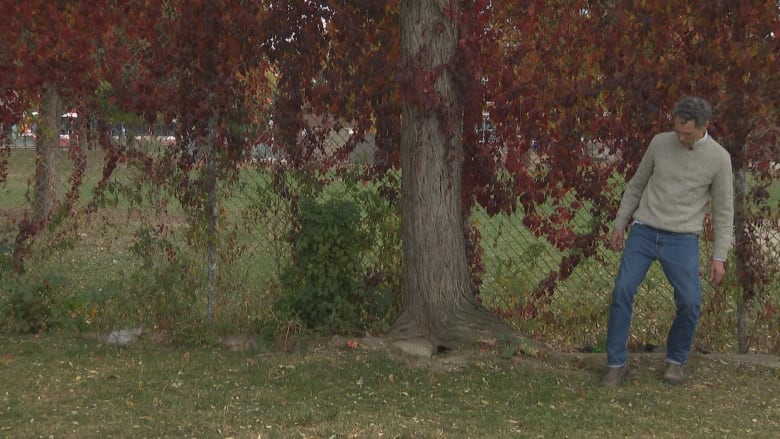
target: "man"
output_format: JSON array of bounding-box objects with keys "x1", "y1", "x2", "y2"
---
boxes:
[{"x1": 602, "y1": 96, "x2": 734, "y2": 387}]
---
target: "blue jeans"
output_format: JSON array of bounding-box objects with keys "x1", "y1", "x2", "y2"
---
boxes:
[{"x1": 606, "y1": 223, "x2": 701, "y2": 367}]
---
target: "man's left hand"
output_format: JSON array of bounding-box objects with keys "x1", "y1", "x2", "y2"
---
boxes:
[{"x1": 709, "y1": 259, "x2": 726, "y2": 286}]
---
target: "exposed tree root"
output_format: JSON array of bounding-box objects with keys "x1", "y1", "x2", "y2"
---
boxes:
[{"x1": 390, "y1": 302, "x2": 544, "y2": 356}]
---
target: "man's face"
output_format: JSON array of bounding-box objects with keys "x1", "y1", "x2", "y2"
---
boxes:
[{"x1": 673, "y1": 117, "x2": 707, "y2": 148}]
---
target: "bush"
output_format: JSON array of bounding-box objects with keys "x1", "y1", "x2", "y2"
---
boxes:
[
  {"x1": 126, "y1": 227, "x2": 202, "y2": 331},
  {"x1": 276, "y1": 196, "x2": 374, "y2": 332},
  {"x1": 0, "y1": 275, "x2": 85, "y2": 333}
]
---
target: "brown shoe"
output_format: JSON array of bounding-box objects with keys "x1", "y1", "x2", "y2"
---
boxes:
[
  {"x1": 663, "y1": 363, "x2": 685, "y2": 385},
  {"x1": 602, "y1": 366, "x2": 629, "y2": 387}
]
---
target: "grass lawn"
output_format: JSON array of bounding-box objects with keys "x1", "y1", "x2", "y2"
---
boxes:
[{"x1": 0, "y1": 333, "x2": 778, "y2": 438}]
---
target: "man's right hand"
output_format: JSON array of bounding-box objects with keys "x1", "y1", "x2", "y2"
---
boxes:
[{"x1": 610, "y1": 228, "x2": 625, "y2": 251}]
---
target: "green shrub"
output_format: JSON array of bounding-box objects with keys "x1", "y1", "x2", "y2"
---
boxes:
[
  {"x1": 276, "y1": 196, "x2": 372, "y2": 332},
  {"x1": 126, "y1": 227, "x2": 202, "y2": 331},
  {"x1": 341, "y1": 171, "x2": 403, "y2": 332},
  {"x1": 0, "y1": 275, "x2": 84, "y2": 333},
  {"x1": 3, "y1": 285, "x2": 52, "y2": 333}
]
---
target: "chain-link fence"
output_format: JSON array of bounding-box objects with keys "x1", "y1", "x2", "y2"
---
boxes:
[{"x1": 1, "y1": 134, "x2": 778, "y2": 353}]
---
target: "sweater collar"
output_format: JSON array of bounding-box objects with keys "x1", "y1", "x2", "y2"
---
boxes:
[{"x1": 690, "y1": 131, "x2": 709, "y2": 150}]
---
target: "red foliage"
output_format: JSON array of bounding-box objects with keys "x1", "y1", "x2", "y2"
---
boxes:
[
  {"x1": 0, "y1": 1, "x2": 116, "y2": 116},
  {"x1": 1, "y1": 0, "x2": 777, "y2": 312}
]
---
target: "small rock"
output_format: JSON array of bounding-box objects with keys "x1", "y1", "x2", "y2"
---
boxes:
[
  {"x1": 106, "y1": 328, "x2": 143, "y2": 346},
  {"x1": 393, "y1": 338, "x2": 437, "y2": 358},
  {"x1": 360, "y1": 336, "x2": 388, "y2": 351},
  {"x1": 221, "y1": 334, "x2": 258, "y2": 352}
]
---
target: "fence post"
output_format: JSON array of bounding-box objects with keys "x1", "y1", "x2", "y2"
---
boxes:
[
  {"x1": 205, "y1": 109, "x2": 219, "y2": 325},
  {"x1": 733, "y1": 167, "x2": 754, "y2": 353}
]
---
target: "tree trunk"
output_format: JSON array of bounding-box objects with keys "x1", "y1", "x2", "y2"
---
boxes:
[
  {"x1": 14, "y1": 85, "x2": 63, "y2": 271},
  {"x1": 392, "y1": 0, "x2": 513, "y2": 349},
  {"x1": 34, "y1": 85, "x2": 62, "y2": 223},
  {"x1": 205, "y1": 105, "x2": 219, "y2": 325}
]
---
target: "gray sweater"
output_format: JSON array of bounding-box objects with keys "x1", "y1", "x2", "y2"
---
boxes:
[{"x1": 614, "y1": 131, "x2": 734, "y2": 260}]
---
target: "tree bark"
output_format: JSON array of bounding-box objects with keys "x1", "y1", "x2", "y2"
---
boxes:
[
  {"x1": 14, "y1": 84, "x2": 63, "y2": 271},
  {"x1": 34, "y1": 84, "x2": 62, "y2": 223},
  {"x1": 392, "y1": 0, "x2": 514, "y2": 349},
  {"x1": 205, "y1": 108, "x2": 219, "y2": 325}
]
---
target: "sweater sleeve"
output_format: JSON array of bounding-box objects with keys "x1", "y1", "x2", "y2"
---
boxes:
[
  {"x1": 614, "y1": 140, "x2": 655, "y2": 231},
  {"x1": 710, "y1": 152, "x2": 734, "y2": 260}
]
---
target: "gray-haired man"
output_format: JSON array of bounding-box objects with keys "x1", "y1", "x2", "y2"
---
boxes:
[{"x1": 603, "y1": 96, "x2": 734, "y2": 386}]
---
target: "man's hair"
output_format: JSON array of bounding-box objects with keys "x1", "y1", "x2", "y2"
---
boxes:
[{"x1": 672, "y1": 96, "x2": 712, "y2": 128}]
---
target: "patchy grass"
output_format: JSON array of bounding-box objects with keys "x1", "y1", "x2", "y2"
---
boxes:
[{"x1": 0, "y1": 334, "x2": 777, "y2": 438}]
